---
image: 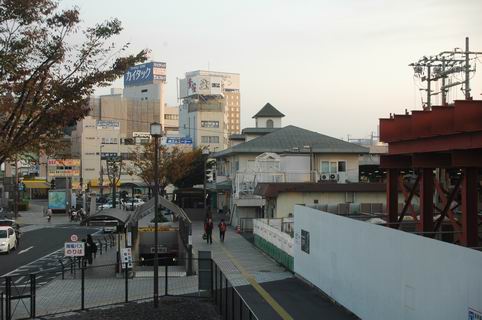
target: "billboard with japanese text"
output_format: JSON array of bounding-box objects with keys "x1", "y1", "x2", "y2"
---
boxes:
[{"x1": 124, "y1": 62, "x2": 166, "y2": 87}]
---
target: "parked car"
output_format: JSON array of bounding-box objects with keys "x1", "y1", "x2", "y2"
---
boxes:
[
  {"x1": 0, "y1": 218, "x2": 21, "y2": 240},
  {"x1": 98, "y1": 199, "x2": 120, "y2": 210},
  {"x1": 124, "y1": 198, "x2": 145, "y2": 211},
  {"x1": 0, "y1": 226, "x2": 17, "y2": 254}
]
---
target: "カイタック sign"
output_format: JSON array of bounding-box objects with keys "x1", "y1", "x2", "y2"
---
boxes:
[{"x1": 64, "y1": 242, "x2": 85, "y2": 257}]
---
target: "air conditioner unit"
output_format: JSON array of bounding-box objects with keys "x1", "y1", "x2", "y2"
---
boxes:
[
  {"x1": 329, "y1": 173, "x2": 339, "y2": 181},
  {"x1": 320, "y1": 173, "x2": 330, "y2": 181}
]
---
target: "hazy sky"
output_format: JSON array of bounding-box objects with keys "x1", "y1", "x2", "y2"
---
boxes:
[{"x1": 64, "y1": 0, "x2": 482, "y2": 140}]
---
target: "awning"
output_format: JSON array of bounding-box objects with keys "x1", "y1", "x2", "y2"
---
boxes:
[
  {"x1": 23, "y1": 180, "x2": 50, "y2": 189},
  {"x1": 88, "y1": 179, "x2": 120, "y2": 187}
]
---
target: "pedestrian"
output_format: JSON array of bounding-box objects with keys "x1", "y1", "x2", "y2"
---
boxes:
[
  {"x1": 218, "y1": 219, "x2": 227, "y2": 242},
  {"x1": 204, "y1": 217, "x2": 213, "y2": 244},
  {"x1": 87, "y1": 234, "x2": 97, "y2": 260},
  {"x1": 84, "y1": 237, "x2": 93, "y2": 265},
  {"x1": 47, "y1": 208, "x2": 52, "y2": 223}
]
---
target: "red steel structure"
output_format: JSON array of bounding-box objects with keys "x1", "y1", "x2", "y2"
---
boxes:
[{"x1": 379, "y1": 99, "x2": 482, "y2": 247}]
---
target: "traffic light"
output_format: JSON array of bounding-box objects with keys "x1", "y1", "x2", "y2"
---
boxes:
[{"x1": 50, "y1": 179, "x2": 55, "y2": 189}]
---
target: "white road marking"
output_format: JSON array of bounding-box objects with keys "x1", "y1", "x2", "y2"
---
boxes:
[{"x1": 18, "y1": 246, "x2": 34, "y2": 254}]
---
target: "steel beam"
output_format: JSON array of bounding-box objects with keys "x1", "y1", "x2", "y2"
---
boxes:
[
  {"x1": 380, "y1": 155, "x2": 411, "y2": 169},
  {"x1": 412, "y1": 153, "x2": 452, "y2": 168},
  {"x1": 386, "y1": 169, "x2": 399, "y2": 227},
  {"x1": 452, "y1": 150, "x2": 482, "y2": 167},
  {"x1": 419, "y1": 168, "x2": 434, "y2": 234},
  {"x1": 460, "y1": 168, "x2": 478, "y2": 247},
  {"x1": 398, "y1": 175, "x2": 420, "y2": 225}
]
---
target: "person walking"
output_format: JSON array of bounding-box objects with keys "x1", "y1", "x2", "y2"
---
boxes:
[
  {"x1": 47, "y1": 208, "x2": 52, "y2": 223},
  {"x1": 204, "y1": 217, "x2": 213, "y2": 244},
  {"x1": 218, "y1": 219, "x2": 227, "y2": 242},
  {"x1": 86, "y1": 234, "x2": 97, "y2": 261}
]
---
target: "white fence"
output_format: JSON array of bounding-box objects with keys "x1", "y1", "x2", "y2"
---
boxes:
[
  {"x1": 253, "y1": 219, "x2": 293, "y2": 256},
  {"x1": 293, "y1": 205, "x2": 482, "y2": 320}
]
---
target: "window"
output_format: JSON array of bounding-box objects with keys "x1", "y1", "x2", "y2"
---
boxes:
[
  {"x1": 141, "y1": 89, "x2": 148, "y2": 93},
  {"x1": 201, "y1": 136, "x2": 220, "y2": 143},
  {"x1": 201, "y1": 121, "x2": 219, "y2": 128},
  {"x1": 338, "y1": 161, "x2": 347, "y2": 172},
  {"x1": 321, "y1": 160, "x2": 347, "y2": 173},
  {"x1": 314, "y1": 200, "x2": 319, "y2": 204},
  {"x1": 266, "y1": 119, "x2": 274, "y2": 128},
  {"x1": 164, "y1": 114, "x2": 179, "y2": 120}
]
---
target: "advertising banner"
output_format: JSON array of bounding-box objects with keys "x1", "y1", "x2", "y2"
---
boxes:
[
  {"x1": 48, "y1": 190, "x2": 67, "y2": 209},
  {"x1": 96, "y1": 120, "x2": 120, "y2": 130},
  {"x1": 124, "y1": 62, "x2": 166, "y2": 87}
]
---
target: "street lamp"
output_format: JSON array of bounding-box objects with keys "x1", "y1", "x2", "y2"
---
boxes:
[
  {"x1": 202, "y1": 148, "x2": 210, "y2": 218},
  {"x1": 150, "y1": 122, "x2": 162, "y2": 308}
]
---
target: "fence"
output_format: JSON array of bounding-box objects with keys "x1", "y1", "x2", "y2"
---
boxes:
[{"x1": 1, "y1": 256, "x2": 260, "y2": 320}]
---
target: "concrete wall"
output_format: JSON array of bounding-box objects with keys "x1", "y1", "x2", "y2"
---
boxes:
[
  {"x1": 293, "y1": 205, "x2": 482, "y2": 320},
  {"x1": 274, "y1": 191, "x2": 388, "y2": 218},
  {"x1": 255, "y1": 116, "x2": 282, "y2": 128}
]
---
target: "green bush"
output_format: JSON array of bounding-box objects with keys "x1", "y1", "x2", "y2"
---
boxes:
[{"x1": 18, "y1": 200, "x2": 30, "y2": 211}]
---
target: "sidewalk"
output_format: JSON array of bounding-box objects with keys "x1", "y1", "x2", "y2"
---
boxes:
[
  {"x1": 190, "y1": 216, "x2": 357, "y2": 320},
  {"x1": 15, "y1": 200, "x2": 78, "y2": 232}
]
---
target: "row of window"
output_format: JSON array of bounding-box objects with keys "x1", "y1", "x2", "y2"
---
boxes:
[
  {"x1": 201, "y1": 136, "x2": 220, "y2": 143},
  {"x1": 320, "y1": 161, "x2": 346, "y2": 173},
  {"x1": 102, "y1": 137, "x2": 118, "y2": 144},
  {"x1": 164, "y1": 114, "x2": 179, "y2": 120}
]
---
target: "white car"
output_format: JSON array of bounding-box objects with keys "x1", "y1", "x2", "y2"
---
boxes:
[
  {"x1": 124, "y1": 198, "x2": 145, "y2": 211},
  {"x1": 0, "y1": 226, "x2": 17, "y2": 254}
]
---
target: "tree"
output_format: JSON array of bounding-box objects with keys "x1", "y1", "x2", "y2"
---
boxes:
[
  {"x1": 131, "y1": 142, "x2": 199, "y2": 193},
  {"x1": 174, "y1": 149, "x2": 215, "y2": 189},
  {"x1": 105, "y1": 156, "x2": 123, "y2": 208},
  {"x1": 0, "y1": 0, "x2": 147, "y2": 166}
]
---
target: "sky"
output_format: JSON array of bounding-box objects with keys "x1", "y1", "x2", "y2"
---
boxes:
[{"x1": 63, "y1": 0, "x2": 482, "y2": 140}]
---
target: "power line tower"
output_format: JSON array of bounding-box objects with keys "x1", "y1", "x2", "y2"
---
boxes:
[{"x1": 410, "y1": 37, "x2": 482, "y2": 109}]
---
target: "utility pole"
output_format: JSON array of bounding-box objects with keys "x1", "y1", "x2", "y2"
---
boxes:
[
  {"x1": 426, "y1": 64, "x2": 431, "y2": 109},
  {"x1": 464, "y1": 36, "x2": 471, "y2": 100},
  {"x1": 410, "y1": 37, "x2": 481, "y2": 109}
]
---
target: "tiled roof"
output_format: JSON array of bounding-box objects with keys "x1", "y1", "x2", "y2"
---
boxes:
[
  {"x1": 252, "y1": 103, "x2": 285, "y2": 118},
  {"x1": 255, "y1": 182, "x2": 386, "y2": 197},
  {"x1": 214, "y1": 125, "x2": 369, "y2": 157}
]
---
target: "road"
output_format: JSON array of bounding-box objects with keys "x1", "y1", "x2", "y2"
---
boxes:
[{"x1": 0, "y1": 225, "x2": 99, "y2": 287}]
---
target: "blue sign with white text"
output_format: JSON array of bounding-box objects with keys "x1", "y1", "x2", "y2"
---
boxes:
[
  {"x1": 166, "y1": 137, "x2": 193, "y2": 145},
  {"x1": 124, "y1": 62, "x2": 166, "y2": 87}
]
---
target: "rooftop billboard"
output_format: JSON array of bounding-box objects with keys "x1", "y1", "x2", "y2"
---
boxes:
[{"x1": 124, "y1": 62, "x2": 166, "y2": 87}]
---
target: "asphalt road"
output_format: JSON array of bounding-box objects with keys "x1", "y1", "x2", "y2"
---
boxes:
[{"x1": 0, "y1": 226, "x2": 98, "y2": 279}]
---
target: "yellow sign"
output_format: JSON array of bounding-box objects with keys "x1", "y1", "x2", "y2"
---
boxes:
[
  {"x1": 138, "y1": 226, "x2": 177, "y2": 233},
  {"x1": 48, "y1": 159, "x2": 81, "y2": 166}
]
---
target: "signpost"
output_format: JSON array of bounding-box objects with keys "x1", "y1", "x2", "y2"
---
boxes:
[
  {"x1": 64, "y1": 242, "x2": 85, "y2": 257},
  {"x1": 70, "y1": 234, "x2": 78, "y2": 242},
  {"x1": 121, "y1": 248, "x2": 133, "y2": 269}
]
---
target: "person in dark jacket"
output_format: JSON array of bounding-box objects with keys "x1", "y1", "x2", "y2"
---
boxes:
[
  {"x1": 218, "y1": 219, "x2": 227, "y2": 242},
  {"x1": 204, "y1": 218, "x2": 214, "y2": 244},
  {"x1": 85, "y1": 234, "x2": 96, "y2": 264}
]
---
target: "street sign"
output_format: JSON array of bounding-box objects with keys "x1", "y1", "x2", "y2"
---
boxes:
[
  {"x1": 64, "y1": 242, "x2": 85, "y2": 257},
  {"x1": 121, "y1": 248, "x2": 133, "y2": 269},
  {"x1": 70, "y1": 234, "x2": 78, "y2": 242}
]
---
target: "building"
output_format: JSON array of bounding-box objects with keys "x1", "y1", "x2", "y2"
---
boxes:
[
  {"x1": 179, "y1": 70, "x2": 240, "y2": 151},
  {"x1": 71, "y1": 116, "x2": 144, "y2": 192},
  {"x1": 89, "y1": 61, "x2": 178, "y2": 137},
  {"x1": 213, "y1": 104, "x2": 369, "y2": 226}
]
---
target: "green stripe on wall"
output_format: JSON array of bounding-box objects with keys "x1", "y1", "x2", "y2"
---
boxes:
[{"x1": 254, "y1": 234, "x2": 294, "y2": 272}]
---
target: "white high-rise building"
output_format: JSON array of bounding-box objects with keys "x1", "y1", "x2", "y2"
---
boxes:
[{"x1": 179, "y1": 70, "x2": 240, "y2": 151}]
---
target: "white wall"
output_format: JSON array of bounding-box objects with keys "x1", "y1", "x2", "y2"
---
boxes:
[
  {"x1": 256, "y1": 117, "x2": 282, "y2": 128},
  {"x1": 294, "y1": 205, "x2": 482, "y2": 320}
]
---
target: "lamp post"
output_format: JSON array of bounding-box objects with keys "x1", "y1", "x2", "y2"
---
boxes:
[
  {"x1": 202, "y1": 148, "x2": 210, "y2": 218},
  {"x1": 99, "y1": 145, "x2": 104, "y2": 207},
  {"x1": 150, "y1": 122, "x2": 162, "y2": 308}
]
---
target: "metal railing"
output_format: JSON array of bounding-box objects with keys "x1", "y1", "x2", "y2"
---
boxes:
[
  {"x1": 1, "y1": 257, "x2": 261, "y2": 320},
  {"x1": 212, "y1": 260, "x2": 259, "y2": 320}
]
